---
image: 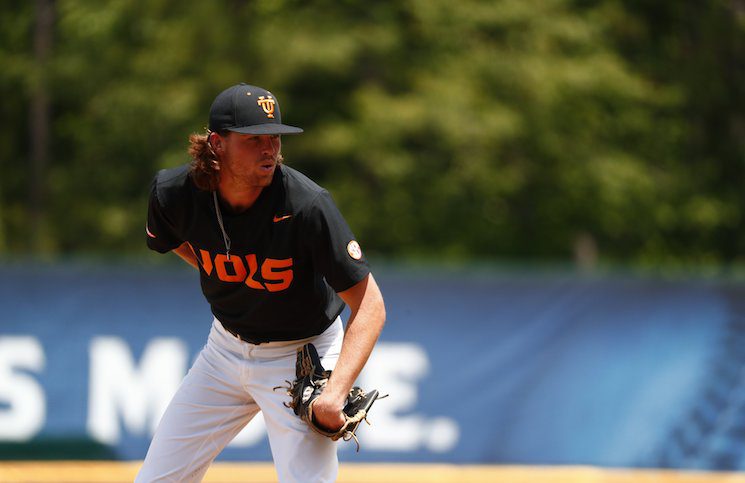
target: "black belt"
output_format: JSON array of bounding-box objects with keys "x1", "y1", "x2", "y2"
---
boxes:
[
  {"x1": 220, "y1": 318, "x2": 336, "y2": 345},
  {"x1": 221, "y1": 322, "x2": 263, "y2": 345}
]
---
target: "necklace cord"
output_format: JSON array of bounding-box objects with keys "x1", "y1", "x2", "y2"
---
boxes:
[{"x1": 212, "y1": 191, "x2": 232, "y2": 260}]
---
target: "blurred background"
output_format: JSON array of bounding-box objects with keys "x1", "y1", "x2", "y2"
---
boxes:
[{"x1": 0, "y1": 0, "x2": 744, "y2": 473}]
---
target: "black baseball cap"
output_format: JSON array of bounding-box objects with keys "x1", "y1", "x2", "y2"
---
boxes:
[{"x1": 208, "y1": 83, "x2": 303, "y2": 135}]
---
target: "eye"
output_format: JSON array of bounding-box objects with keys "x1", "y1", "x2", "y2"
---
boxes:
[{"x1": 245, "y1": 136, "x2": 261, "y2": 145}]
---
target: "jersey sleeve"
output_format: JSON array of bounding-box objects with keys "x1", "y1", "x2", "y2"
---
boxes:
[
  {"x1": 303, "y1": 190, "x2": 371, "y2": 292},
  {"x1": 146, "y1": 176, "x2": 183, "y2": 253}
]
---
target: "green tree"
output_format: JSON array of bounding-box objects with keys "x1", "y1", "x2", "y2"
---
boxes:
[{"x1": 0, "y1": 0, "x2": 741, "y2": 267}]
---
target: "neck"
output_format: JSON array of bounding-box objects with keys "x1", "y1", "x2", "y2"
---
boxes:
[{"x1": 216, "y1": 179, "x2": 263, "y2": 213}]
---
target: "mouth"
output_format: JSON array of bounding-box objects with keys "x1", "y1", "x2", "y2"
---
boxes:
[{"x1": 259, "y1": 158, "x2": 276, "y2": 172}]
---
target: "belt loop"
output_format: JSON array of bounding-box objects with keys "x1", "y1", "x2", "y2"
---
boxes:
[
  {"x1": 226, "y1": 325, "x2": 243, "y2": 342},
  {"x1": 221, "y1": 321, "x2": 262, "y2": 345}
]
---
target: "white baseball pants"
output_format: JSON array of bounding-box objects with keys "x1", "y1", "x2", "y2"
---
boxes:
[{"x1": 136, "y1": 317, "x2": 344, "y2": 483}]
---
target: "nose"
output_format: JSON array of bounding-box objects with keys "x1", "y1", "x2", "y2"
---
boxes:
[{"x1": 260, "y1": 136, "x2": 279, "y2": 155}]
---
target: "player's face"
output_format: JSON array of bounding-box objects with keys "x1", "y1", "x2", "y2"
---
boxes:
[{"x1": 219, "y1": 133, "x2": 282, "y2": 187}]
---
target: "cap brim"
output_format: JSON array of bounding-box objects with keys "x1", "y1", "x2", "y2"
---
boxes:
[{"x1": 227, "y1": 124, "x2": 304, "y2": 135}]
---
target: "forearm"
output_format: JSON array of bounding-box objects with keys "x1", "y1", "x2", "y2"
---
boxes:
[
  {"x1": 172, "y1": 242, "x2": 199, "y2": 269},
  {"x1": 323, "y1": 274, "x2": 386, "y2": 402}
]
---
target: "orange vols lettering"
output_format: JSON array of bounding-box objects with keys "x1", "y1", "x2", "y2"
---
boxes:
[
  {"x1": 198, "y1": 249, "x2": 213, "y2": 275},
  {"x1": 244, "y1": 254, "x2": 266, "y2": 290},
  {"x1": 262, "y1": 258, "x2": 294, "y2": 292},
  {"x1": 195, "y1": 248, "x2": 293, "y2": 292},
  {"x1": 214, "y1": 254, "x2": 247, "y2": 282}
]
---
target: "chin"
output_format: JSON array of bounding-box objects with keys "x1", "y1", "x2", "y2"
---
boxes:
[{"x1": 257, "y1": 173, "x2": 274, "y2": 186}]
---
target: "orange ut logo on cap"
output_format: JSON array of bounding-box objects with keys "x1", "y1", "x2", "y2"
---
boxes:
[{"x1": 257, "y1": 96, "x2": 276, "y2": 119}]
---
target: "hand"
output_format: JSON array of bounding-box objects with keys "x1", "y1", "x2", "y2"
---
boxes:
[{"x1": 310, "y1": 392, "x2": 345, "y2": 432}]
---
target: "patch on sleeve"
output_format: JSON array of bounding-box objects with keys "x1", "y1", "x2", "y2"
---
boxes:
[{"x1": 347, "y1": 240, "x2": 363, "y2": 260}]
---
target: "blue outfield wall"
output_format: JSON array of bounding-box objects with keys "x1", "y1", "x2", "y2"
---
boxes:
[{"x1": 0, "y1": 263, "x2": 744, "y2": 469}]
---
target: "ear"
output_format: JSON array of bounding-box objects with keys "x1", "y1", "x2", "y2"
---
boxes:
[{"x1": 208, "y1": 132, "x2": 222, "y2": 151}]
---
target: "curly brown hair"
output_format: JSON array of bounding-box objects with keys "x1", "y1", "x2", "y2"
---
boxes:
[{"x1": 188, "y1": 132, "x2": 221, "y2": 191}]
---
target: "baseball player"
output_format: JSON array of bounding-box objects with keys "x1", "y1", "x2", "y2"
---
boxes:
[{"x1": 137, "y1": 83, "x2": 386, "y2": 482}]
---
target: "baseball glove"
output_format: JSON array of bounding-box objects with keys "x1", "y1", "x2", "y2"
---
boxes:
[{"x1": 281, "y1": 343, "x2": 383, "y2": 451}]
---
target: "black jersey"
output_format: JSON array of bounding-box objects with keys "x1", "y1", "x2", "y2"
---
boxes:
[{"x1": 146, "y1": 163, "x2": 370, "y2": 342}]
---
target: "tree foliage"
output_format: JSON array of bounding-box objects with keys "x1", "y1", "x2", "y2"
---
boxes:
[{"x1": 0, "y1": 0, "x2": 742, "y2": 266}]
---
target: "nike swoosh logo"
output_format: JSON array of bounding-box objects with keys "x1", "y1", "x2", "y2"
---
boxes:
[
  {"x1": 273, "y1": 214, "x2": 292, "y2": 223},
  {"x1": 146, "y1": 225, "x2": 156, "y2": 238}
]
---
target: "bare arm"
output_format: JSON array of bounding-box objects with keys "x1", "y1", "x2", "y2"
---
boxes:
[
  {"x1": 312, "y1": 273, "x2": 386, "y2": 430},
  {"x1": 172, "y1": 242, "x2": 199, "y2": 269}
]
